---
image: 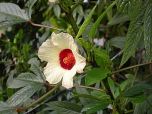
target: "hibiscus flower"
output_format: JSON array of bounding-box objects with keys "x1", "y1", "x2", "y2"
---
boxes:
[{"x1": 38, "y1": 32, "x2": 86, "y2": 89}]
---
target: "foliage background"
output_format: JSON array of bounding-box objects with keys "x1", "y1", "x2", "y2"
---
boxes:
[{"x1": 0, "y1": 0, "x2": 152, "y2": 114}]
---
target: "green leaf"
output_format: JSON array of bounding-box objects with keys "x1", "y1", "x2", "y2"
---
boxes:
[
  {"x1": 129, "y1": 95, "x2": 147, "y2": 104},
  {"x1": 76, "y1": 15, "x2": 83, "y2": 25},
  {"x1": 0, "y1": 111, "x2": 17, "y2": 114},
  {"x1": 0, "y1": 102, "x2": 14, "y2": 112},
  {"x1": 0, "y1": 3, "x2": 30, "y2": 27},
  {"x1": 17, "y1": 72, "x2": 44, "y2": 84},
  {"x1": 13, "y1": 29, "x2": 24, "y2": 44},
  {"x1": 7, "y1": 85, "x2": 41, "y2": 106},
  {"x1": 75, "y1": 91, "x2": 111, "y2": 102},
  {"x1": 119, "y1": 79, "x2": 130, "y2": 91},
  {"x1": 46, "y1": 101, "x2": 82, "y2": 114},
  {"x1": 28, "y1": 57, "x2": 40, "y2": 66},
  {"x1": 91, "y1": 91, "x2": 111, "y2": 101},
  {"x1": 117, "y1": 0, "x2": 142, "y2": 20},
  {"x1": 75, "y1": 87, "x2": 91, "y2": 105},
  {"x1": 108, "y1": 13, "x2": 129, "y2": 26},
  {"x1": 117, "y1": 0, "x2": 132, "y2": 13},
  {"x1": 25, "y1": 0, "x2": 37, "y2": 18},
  {"x1": 89, "y1": 1, "x2": 116, "y2": 38},
  {"x1": 30, "y1": 64, "x2": 45, "y2": 81},
  {"x1": 75, "y1": 94, "x2": 102, "y2": 101},
  {"x1": 93, "y1": 48, "x2": 111, "y2": 67},
  {"x1": 127, "y1": 0, "x2": 143, "y2": 20},
  {"x1": 76, "y1": 38, "x2": 92, "y2": 61},
  {"x1": 73, "y1": 5, "x2": 84, "y2": 25},
  {"x1": 85, "y1": 68, "x2": 111, "y2": 85},
  {"x1": 120, "y1": 20, "x2": 143, "y2": 66},
  {"x1": 22, "y1": 44, "x2": 30, "y2": 60},
  {"x1": 7, "y1": 70, "x2": 28, "y2": 89},
  {"x1": 117, "y1": 0, "x2": 145, "y2": 66},
  {"x1": 134, "y1": 95, "x2": 152, "y2": 114},
  {"x1": 82, "y1": 100, "x2": 110, "y2": 114},
  {"x1": 108, "y1": 77, "x2": 120, "y2": 99},
  {"x1": 73, "y1": 5, "x2": 82, "y2": 18},
  {"x1": 76, "y1": 38, "x2": 92, "y2": 50},
  {"x1": 144, "y1": 2, "x2": 152, "y2": 61},
  {"x1": 124, "y1": 83, "x2": 152, "y2": 97},
  {"x1": 59, "y1": 0, "x2": 73, "y2": 12},
  {"x1": 53, "y1": 5, "x2": 61, "y2": 18},
  {"x1": 119, "y1": 0, "x2": 145, "y2": 66},
  {"x1": 76, "y1": 5, "x2": 97, "y2": 39},
  {"x1": 109, "y1": 36, "x2": 126, "y2": 49}
]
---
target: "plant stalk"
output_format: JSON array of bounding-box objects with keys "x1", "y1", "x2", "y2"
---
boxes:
[
  {"x1": 20, "y1": 83, "x2": 61, "y2": 112},
  {"x1": 29, "y1": 20, "x2": 63, "y2": 31},
  {"x1": 75, "y1": 85, "x2": 105, "y2": 92},
  {"x1": 66, "y1": 12, "x2": 79, "y2": 35},
  {"x1": 112, "y1": 62, "x2": 152, "y2": 74}
]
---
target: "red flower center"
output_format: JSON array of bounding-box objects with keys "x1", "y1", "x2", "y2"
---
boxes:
[{"x1": 59, "y1": 49, "x2": 76, "y2": 70}]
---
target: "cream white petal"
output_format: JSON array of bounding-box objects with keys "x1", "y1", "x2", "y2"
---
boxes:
[
  {"x1": 49, "y1": 0, "x2": 57, "y2": 3},
  {"x1": 44, "y1": 63, "x2": 64, "y2": 84},
  {"x1": 74, "y1": 52, "x2": 86, "y2": 73},
  {"x1": 62, "y1": 69, "x2": 76, "y2": 89},
  {"x1": 51, "y1": 32, "x2": 78, "y2": 51},
  {"x1": 38, "y1": 38, "x2": 60, "y2": 62}
]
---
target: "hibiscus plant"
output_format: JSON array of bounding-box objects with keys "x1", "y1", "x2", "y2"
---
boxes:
[{"x1": 0, "y1": 0, "x2": 152, "y2": 114}]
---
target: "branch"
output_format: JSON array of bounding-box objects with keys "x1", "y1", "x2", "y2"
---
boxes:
[
  {"x1": 112, "y1": 62, "x2": 152, "y2": 74},
  {"x1": 24, "y1": 89, "x2": 67, "y2": 114},
  {"x1": 66, "y1": 12, "x2": 79, "y2": 35},
  {"x1": 16, "y1": 83, "x2": 61, "y2": 113},
  {"x1": 29, "y1": 20, "x2": 63, "y2": 31},
  {"x1": 58, "y1": 1, "x2": 79, "y2": 35},
  {"x1": 110, "y1": 51, "x2": 123, "y2": 61},
  {"x1": 74, "y1": 84, "x2": 105, "y2": 92}
]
